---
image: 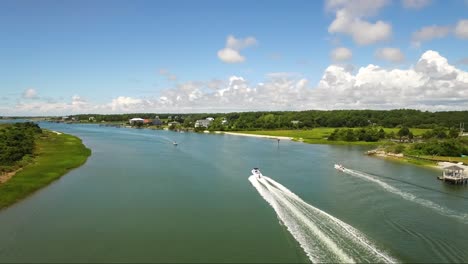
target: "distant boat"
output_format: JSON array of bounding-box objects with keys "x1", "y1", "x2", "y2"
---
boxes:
[
  {"x1": 173, "y1": 141, "x2": 178, "y2": 146},
  {"x1": 334, "y1": 164, "x2": 345, "y2": 172}
]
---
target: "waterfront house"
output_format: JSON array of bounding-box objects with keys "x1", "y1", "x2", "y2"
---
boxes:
[
  {"x1": 195, "y1": 119, "x2": 212, "y2": 128},
  {"x1": 129, "y1": 118, "x2": 144, "y2": 125},
  {"x1": 168, "y1": 121, "x2": 180, "y2": 127},
  {"x1": 153, "y1": 116, "x2": 163, "y2": 126}
]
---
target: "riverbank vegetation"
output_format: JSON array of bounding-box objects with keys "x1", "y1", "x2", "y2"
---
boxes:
[
  {"x1": 369, "y1": 127, "x2": 468, "y2": 165},
  {"x1": 0, "y1": 122, "x2": 42, "y2": 175},
  {"x1": 0, "y1": 125, "x2": 91, "y2": 209}
]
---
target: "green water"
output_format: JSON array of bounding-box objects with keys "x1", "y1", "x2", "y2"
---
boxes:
[{"x1": 0, "y1": 123, "x2": 467, "y2": 263}]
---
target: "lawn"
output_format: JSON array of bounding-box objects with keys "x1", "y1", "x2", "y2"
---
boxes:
[
  {"x1": 234, "y1": 127, "x2": 432, "y2": 145},
  {"x1": 381, "y1": 127, "x2": 430, "y2": 136},
  {"x1": 233, "y1": 128, "x2": 379, "y2": 145},
  {"x1": 0, "y1": 131, "x2": 91, "y2": 209}
]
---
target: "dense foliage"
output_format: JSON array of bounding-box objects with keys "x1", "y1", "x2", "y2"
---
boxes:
[
  {"x1": 328, "y1": 127, "x2": 386, "y2": 142},
  {"x1": 69, "y1": 109, "x2": 468, "y2": 130},
  {"x1": 407, "y1": 138, "x2": 468, "y2": 157},
  {"x1": 0, "y1": 122, "x2": 42, "y2": 166}
]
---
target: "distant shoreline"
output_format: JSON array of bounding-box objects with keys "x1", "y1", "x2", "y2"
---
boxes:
[
  {"x1": 221, "y1": 132, "x2": 293, "y2": 140},
  {"x1": 367, "y1": 149, "x2": 468, "y2": 169}
]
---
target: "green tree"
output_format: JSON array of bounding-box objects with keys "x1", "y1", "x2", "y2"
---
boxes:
[
  {"x1": 378, "y1": 128, "x2": 386, "y2": 139},
  {"x1": 345, "y1": 129, "x2": 356, "y2": 141},
  {"x1": 397, "y1": 127, "x2": 410, "y2": 142},
  {"x1": 448, "y1": 127, "x2": 459, "y2": 138}
]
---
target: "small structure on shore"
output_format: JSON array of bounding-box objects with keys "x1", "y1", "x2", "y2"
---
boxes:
[
  {"x1": 129, "y1": 118, "x2": 144, "y2": 125},
  {"x1": 438, "y1": 165, "x2": 468, "y2": 184},
  {"x1": 194, "y1": 118, "x2": 212, "y2": 128}
]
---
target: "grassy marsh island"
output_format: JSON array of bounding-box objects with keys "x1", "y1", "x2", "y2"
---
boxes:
[{"x1": 0, "y1": 124, "x2": 91, "y2": 210}]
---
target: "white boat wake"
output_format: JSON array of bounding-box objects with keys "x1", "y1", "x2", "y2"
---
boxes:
[
  {"x1": 249, "y1": 175, "x2": 396, "y2": 263},
  {"x1": 340, "y1": 168, "x2": 468, "y2": 224}
]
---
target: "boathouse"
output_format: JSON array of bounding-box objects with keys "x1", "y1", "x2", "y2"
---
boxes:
[
  {"x1": 129, "y1": 118, "x2": 144, "y2": 125},
  {"x1": 439, "y1": 165, "x2": 468, "y2": 184}
]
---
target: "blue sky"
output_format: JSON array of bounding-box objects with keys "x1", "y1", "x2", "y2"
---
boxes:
[{"x1": 1, "y1": 0, "x2": 468, "y2": 115}]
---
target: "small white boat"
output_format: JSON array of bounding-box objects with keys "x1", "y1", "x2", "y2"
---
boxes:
[
  {"x1": 334, "y1": 164, "x2": 345, "y2": 172},
  {"x1": 173, "y1": 141, "x2": 178, "y2": 146},
  {"x1": 251, "y1": 168, "x2": 263, "y2": 178}
]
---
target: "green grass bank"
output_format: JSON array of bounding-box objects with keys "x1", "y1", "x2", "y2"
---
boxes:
[
  {"x1": 229, "y1": 128, "x2": 424, "y2": 145},
  {"x1": 0, "y1": 131, "x2": 91, "y2": 210}
]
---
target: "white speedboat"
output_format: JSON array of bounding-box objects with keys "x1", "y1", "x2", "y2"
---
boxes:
[
  {"x1": 251, "y1": 168, "x2": 263, "y2": 178},
  {"x1": 334, "y1": 164, "x2": 345, "y2": 172},
  {"x1": 173, "y1": 141, "x2": 178, "y2": 146}
]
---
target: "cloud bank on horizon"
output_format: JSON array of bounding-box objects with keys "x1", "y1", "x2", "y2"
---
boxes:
[{"x1": 6, "y1": 50, "x2": 468, "y2": 115}]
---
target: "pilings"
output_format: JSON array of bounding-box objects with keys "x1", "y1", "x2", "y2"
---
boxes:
[{"x1": 438, "y1": 176, "x2": 468, "y2": 185}]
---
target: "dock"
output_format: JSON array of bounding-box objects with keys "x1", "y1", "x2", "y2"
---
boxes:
[{"x1": 438, "y1": 165, "x2": 468, "y2": 185}]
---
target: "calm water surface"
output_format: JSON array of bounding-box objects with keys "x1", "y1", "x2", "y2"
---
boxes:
[{"x1": 0, "y1": 123, "x2": 467, "y2": 262}]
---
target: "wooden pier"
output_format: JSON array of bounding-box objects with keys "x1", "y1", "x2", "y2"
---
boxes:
[{"x1": 438, "y1": 165, "x2": 468, "y2": 185}]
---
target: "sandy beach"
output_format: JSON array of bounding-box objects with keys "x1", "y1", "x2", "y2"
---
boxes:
[{"x1": 222, "y1": 132, "x2": 293, "y2": 140}]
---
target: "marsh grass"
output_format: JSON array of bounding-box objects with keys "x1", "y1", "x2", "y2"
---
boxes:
[{"x1": 0, "y1": 131, "x2": 91, "y2": 209}]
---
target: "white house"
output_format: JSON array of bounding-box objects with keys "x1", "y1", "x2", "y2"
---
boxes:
[
  {"x1": 195, "y1": 119, "x2": 212, "y2": 128},
  {"x1": 129, "y1": 118, "x2": 144, "y2": 125},
  {"x1": 168, "y1": 121, "x2": 180, "y2": 127}
]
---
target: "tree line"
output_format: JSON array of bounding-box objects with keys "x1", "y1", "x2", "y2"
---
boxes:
[{"x1": 69, "y1": 109, "x2": 468, "y2": 130}]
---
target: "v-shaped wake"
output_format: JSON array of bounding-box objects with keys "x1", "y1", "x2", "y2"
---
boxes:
[
  {"x1": 249, "y1": 175, "x2": 396, "y2": 263},
  {"x1": 340, "y1": 168, "x2": 468, "y2": 224}
]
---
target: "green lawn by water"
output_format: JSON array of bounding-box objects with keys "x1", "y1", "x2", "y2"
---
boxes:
[
  {"x1": 0, "y1": 131, "x2": 91, "y2": 209},
  {"x1": 233, "y1": 127, "x2": 431, "y2": 145}
]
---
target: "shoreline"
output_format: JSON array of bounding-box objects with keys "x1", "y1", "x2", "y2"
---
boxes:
[
  {"x1": 0, "y1": 130, "x2": 91, "y2": 210},
  {"x1": 367, "y1": 149, "x2": 467, "y2": 171},
  {"x1": 221, "y1": 132, "x2": 293, "y2": 140}
]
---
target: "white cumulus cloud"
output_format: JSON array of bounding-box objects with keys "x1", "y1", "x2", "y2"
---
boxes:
[
  {"x1": 412, "y1": 19, "x2": 468, "y2": 46},
  {"x1": 326, "y1": 0, "x2": 392, "y2": 45},
  {"x1": 217, "y1": 48, "x2": 245, "y2": 63},
  {"x1": 22, "y1": 88, "x2": 38, "y2": 99},
  {"x1": 109, "y1": 96, "x2": 148, "y2": 112},
  {"x1": 217, "y1": 35, "x2": 257, "y2": 63},
  {"x1": 375, "y1": 48, "x2": 405, "y2": 63},
  {"x1": 455, "y1": 19, "x2": 468, "y2": 39},
  {"x1": 331, "y1": 47, "x2": 353, "y2": 61},
  {"x1": 316, "y1": 50, "x2": 468, "y2": 109},
  {"x1": 411, "y1": 25, "x2": 451, "y2": 46}
]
